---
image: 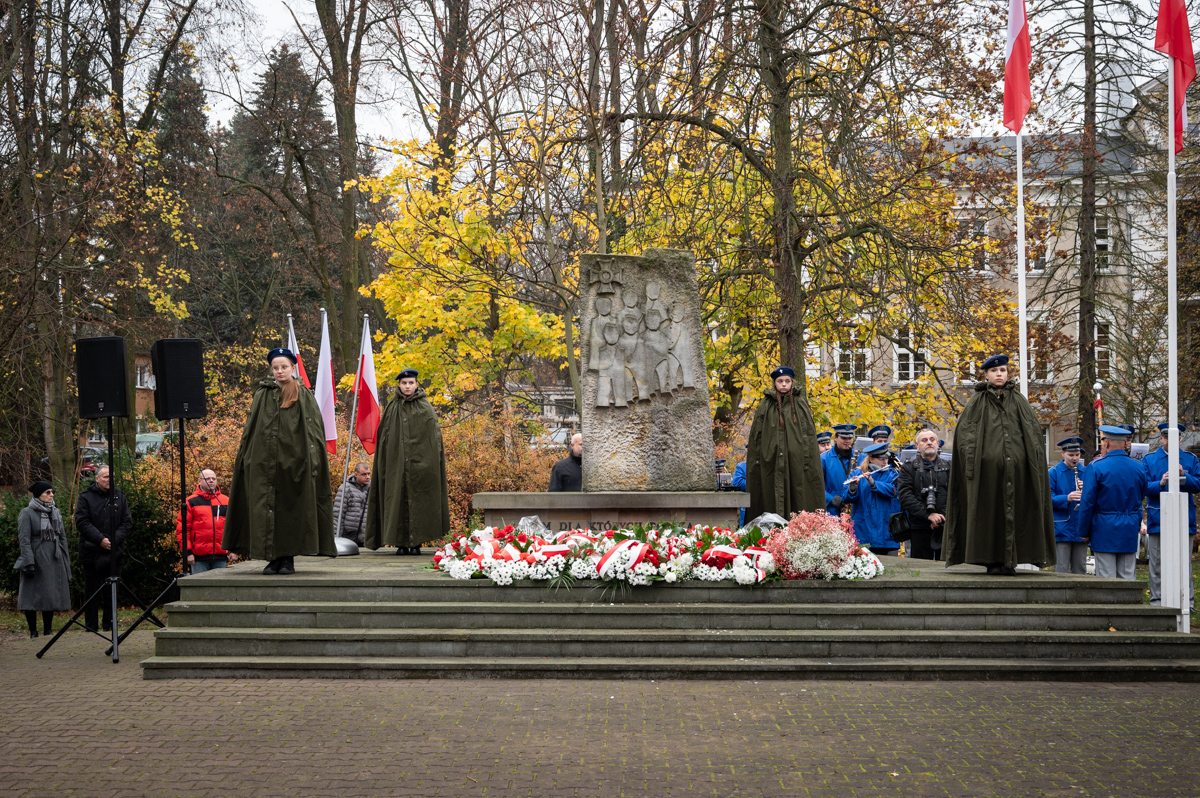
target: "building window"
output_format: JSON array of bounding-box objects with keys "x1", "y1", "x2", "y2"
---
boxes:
[
  {"x1": 1096, "y1": 321, "x2": 1111, "y2": 381},
  {"x1": 837, "y1": 346, "x2": 870, "y2": 385},
  {"x1": 804, "y1": 344, "x2": 822, "y2": 382},
  {"x1": 136, "y1": 363, "x2": 156, "y2": 390},
  {"x1": 1096, "y1": 214, "x2": 1110, "y2": 272},
  {"x1": 959, "y1": 217, "x2": 988, "y2": 271},
  {"x1": 894, "y1": 326, "x2": 927, "y2": 383},
  {"x1": 1028, "y1": 318, "x2": 1051, "y2": 382}
]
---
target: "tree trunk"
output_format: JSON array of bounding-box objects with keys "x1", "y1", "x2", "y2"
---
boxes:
[{"x1": 1077, "y1": 0, "x2": 1098, "y2": 449}]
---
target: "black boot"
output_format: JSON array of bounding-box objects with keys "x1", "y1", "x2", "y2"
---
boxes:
[
  {"x1": 262, "y1": 558, "x2": 282, "y2": 575},
  {"x1": 278, "y1": 557, "x2": 295, "y2": 575},
  {"x1": 43, "y1": 611, "x2": 53, "y2": 636},
  {"x1": 26, "y1": 611, "x2": 38, "y2": 638},
  {"x1": 986, "y1": 564, "x2": 1002, "y2": 576}
]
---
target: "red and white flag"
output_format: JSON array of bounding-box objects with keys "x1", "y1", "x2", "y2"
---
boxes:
[
  {"x1": 353, "y1": 316, "x2": 381, "y2": 455},
  {"x1": 286, "y1": 314, "x2": 311, "y2": 389},
  {"x1": 1003, "y1": 0, "x2": 1032, "y2": 133},
  {"x1": 1155, "y1": 0, "x2": 1196, "y2": 153},
  {"x1": 314, "y1": 309, "x2": 338, "y2": 454}
]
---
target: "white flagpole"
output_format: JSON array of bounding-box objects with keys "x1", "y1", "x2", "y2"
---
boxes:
[
  {"x1": 333, "y1": 317, "x2": 367, "y2": 540},
  {"x1": 1163, "y1": 62, "x2": 1189, "y2": 632},
  {"x1": 1016, "y1": 132, "x2": 1029, "y2": 396}
]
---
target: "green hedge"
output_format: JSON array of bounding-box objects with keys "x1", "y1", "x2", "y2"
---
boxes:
[{"x1": 0, "y1": 465, "x2": 181, "y2": 607}]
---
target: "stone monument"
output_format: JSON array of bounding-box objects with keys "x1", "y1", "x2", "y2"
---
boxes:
[{"x1": 579, "y1": 248, "x2": 716, "y2": 491}]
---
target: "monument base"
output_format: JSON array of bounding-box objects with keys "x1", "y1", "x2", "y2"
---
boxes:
[{"x1": 472, "y1": 491, "x2": 750, "y2": 533}]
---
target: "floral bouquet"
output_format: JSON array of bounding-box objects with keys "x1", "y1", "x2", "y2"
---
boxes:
[{"x1": 762, "y1": 512, "x2": 884, "y2": 581}]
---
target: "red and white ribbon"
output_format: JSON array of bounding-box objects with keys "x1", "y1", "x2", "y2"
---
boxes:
[{"x1": 596, "y1": 539, "x2": 650, "y2": 579}]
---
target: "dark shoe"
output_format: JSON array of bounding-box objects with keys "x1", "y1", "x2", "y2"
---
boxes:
[
  {"x1": 1001, "y1": 566, "x2": 1017, "y2": 576},
  {"x1": 986, "y1": 565, "x2": 1003, "y2": 576},
  {"x1": 262, "y1": 558, "x2": 282, "y2": 575},
  {"x1": 29, "y1": 630, "x2": 38, "y2": 639},
  {"x1": 278, "y1": 557, "x2": 295, "y2": 575}
]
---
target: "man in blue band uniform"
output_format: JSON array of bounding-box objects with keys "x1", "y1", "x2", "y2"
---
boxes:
[
  {"x1": 815, "y1": 430, "x2": 833, "y2": 455},
  {"x1": 856, "y1": 425, "x2": 892, "y2": 467},
  {"x1": 1078, "y1": 425, "x2": 1147, "y2": 580},
  {"x1": 1143, "y1": 422, "x2": 1198, "y2": 609},
  {"x1": 843, "y1": 441, "x2": 901, "y2": 555},
  {"x1": 1048, "y1": 437, "x2": 1088, "y2": 575},
  {"x1": 822, "y1": 424, "x2": 859, "y2": 515}
]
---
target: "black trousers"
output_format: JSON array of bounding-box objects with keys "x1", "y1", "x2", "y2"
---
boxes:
[
  {"x1": 82, "y1": 558, "x2": 119, "y2": 631},
  {"x1": 908, "y1": 527, "x2": 942, "y2": 561}
]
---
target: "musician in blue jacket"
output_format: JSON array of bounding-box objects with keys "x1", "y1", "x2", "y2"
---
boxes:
[
  {"x1": 856, "y1": 425, "x2": 892, "y2": 467},
  {"x1": 822, "y1": 424, "x2": 859, "y2": 515},
  {"x1": 1048, "y1": 436, "x2": 1088, "y2": 574},
  {"x1": 843, "y1": 441, "x2": 901, "y2": 554},
  {"x1": 1143, "y1": 422, "x2": 1199, "y2": 609},
  {"x1": 1077, "y1": 426, "x2": 1147, "y2": 580}
]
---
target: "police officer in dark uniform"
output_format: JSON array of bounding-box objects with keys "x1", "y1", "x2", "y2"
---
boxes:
[{"x1": 1078, "y1": 425, "x2": 1147, "y2": 580}]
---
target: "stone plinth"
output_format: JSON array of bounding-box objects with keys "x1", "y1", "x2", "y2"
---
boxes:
[
  {"x1": 579, "y1": 249, "x2": 715, "y2": 491},
  {"x1": 472, "y1": 491, "x2": 749, "y2": 532}
]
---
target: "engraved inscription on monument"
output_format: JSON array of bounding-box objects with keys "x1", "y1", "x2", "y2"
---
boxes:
[{"x1": 579, "y1": 249, "x2": 716, "y2": 491}]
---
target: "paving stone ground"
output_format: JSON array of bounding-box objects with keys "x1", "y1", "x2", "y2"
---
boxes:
[{"x1": 2, "y1": 630, "x2": 1199, "y2": 797}]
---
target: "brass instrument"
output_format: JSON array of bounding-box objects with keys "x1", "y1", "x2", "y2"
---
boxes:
[{"x1": 1074, "y1": 466, "x2": 1082, "y2": 493}]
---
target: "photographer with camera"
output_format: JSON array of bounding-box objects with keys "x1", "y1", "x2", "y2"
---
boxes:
[
  {"x1": 896, "y1": 429, "x2": 949, "y2": 560},
  {"x1": 74, "y1": 465, "x2": 132, "y2": 632}
]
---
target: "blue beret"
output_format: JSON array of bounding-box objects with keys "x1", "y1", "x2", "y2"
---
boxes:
[
  {"x1": 397, "y1": 368, "x2": 419, "y2": 380},
  {"x1": 867, "y1": 425, "x2": 892, "y2": 439},
  {"x1": 267, "y1": 347, "x2": 297, "y2": 364},
  {"x1": 863, "y1": 441, "x2": 890, "y2": 457},
  {"x1": 939, "y1": 439, "x2": 946, "y2": 448},
  {"x1": 980, "y1": 354, "x2": 1009, "y2": 371},
  {"x1": 1099, "y1": 425, "x2": 1132, "y2": 437},
  {"x1": 1158, "y1": 422, "x2": 1186, "y2": 434},
  {"x1": 770, "y1": 366, "x2": 796, "y2": 380},
  {"x1": 815, "y1": 430, "x2": 832, "y2": 443},
  {"x1": 832, "y1": 424, "x2": 858, "y2": 437},
  {"x1": 1057, "y1": 436, "x2": 1084, "y2": 450}
]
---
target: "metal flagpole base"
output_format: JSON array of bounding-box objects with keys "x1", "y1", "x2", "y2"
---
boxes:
[{"x1": 1161, "y1": 492, "x2": 1191, "y2": 633}]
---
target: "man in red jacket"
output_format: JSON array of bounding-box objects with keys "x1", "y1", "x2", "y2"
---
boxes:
[{"x1": 177, "y1": 469, "x2": 235, "y2": 573}]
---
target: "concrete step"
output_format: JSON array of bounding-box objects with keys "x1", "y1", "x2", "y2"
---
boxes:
[
  {"x1": 177, "y1": 576, "x2": 1147, "y2": 606},
  {"x1": 164, "y1": 600, "x2": 1182, "y2": 632},
  {"x1": 151, "y1": 626, "x2": 1200, "y2": 660},
  {"x1": 139, "y1": 654, "x2": 1200, "y2": 681}
]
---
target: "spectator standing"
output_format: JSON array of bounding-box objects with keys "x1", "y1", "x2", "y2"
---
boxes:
[
  {"x1": 74, "y1": 465, "x2": 132, "y2": 631},
  {"x1": 1048, "y1": 437, "x2": 1088, "y2": 575},
  {"x1": 822, "y1": 424, "x2": 859, "y2": 515},
  {"x1": 178, "y1": 469, "x2": 234, "y2": 574},
  {"x1": 1144, "y1": 422, "x2": 1199, "y2": 608},
  {"x1": 1078, "y1": 426, "x2": 1148, "y2": 580},
  {"x1": 944, "y1": 355, "x2": 1055, "y2": 575},
  {"x1": 15, "y1": 482, "x2": 71, "y2": 638},
  {"x1": 334, "y1": 463, "x2": 372, "y2": 546},
  {"x1": 365, "y1": 368, "x2": 451, "y2": 555},
  {"x1": 744, "y1": 367, "x2": 824, "y2": 519},
  {"x1": 843, "y1": 442, "x2": 902, "y2": 555},
  {"x1": 896, "y1": 429, "x2": 950, "y2": 560},
  {"x1": 548, "y1": 433, "x2": 583, "y2": 492}
]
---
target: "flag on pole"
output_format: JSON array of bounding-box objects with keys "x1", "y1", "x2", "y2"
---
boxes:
[
  {"x1": 1003, "y1": 0, "x2": 1032, "y2": 133},
  {"x1": 1155, "y1": 0, "x2": 1196, "y2": 153},
  {"x1": 354, "y1": 316, "x2": 381, "y2": 455},
  {"x1": 314, "y1": 309, "x2": 338, "y2": 454},
  {"x1": 286, "y1": 314, "x2": 311, "y2": 389}
]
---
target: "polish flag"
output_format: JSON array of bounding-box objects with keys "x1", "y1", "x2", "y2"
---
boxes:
[
  {"x1": 1155, "y1": 0, "x2": 1196, "y2": 153},
  {"x1": 1003, "y1": 0, "x2": 1032, "y2": 134},
  {"x1": 353, "y1": 316, "x2": 381, "y2": 454},
  {"x1": 286, "y1": 314, "x2": 311, "y2": 389},
  {"x1": 314, "y1": 309, "x2": 338, "y2": 454}
]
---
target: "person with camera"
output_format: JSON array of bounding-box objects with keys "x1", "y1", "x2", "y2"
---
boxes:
[
  {"x1": 74, "y1": 465, "x2": 132, "y2": 631},
  {"x1": 15, "y1": 481, "x2": 71, "y2": 638},
  {"x1": 896, "y1": 429, "x2": 950, "y2": 560}
]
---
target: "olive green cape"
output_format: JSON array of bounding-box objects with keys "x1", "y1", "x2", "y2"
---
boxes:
[
  {"x1": 745, "y1": 386, "x2": 825, "y2": 519},
  {"x1": 364, "y1": 386, "x2": 451, "y2": 549},
  {"x1": 222, "y1": 379, "x2": 336, "y2": 560},
  {"x1": 944, "y1": 379, "x2": 1055, "y2": 568}
]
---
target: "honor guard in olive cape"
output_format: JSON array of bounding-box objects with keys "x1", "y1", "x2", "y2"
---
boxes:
[
  {"x1": 1143, "y1": 422, "x2": 1199, "y2": 607},
  {"x1": 943, "y1": 354, "x2": 1055, "y2": 574},
  {"x1": 745, "y1": 367, "x2": 825, "y2": 519},
  {"x1": 365, "y1": 369, "x2": 451, "y2": 555},
  {"x1": 223, "y1": 348, "x2": 336, "y2": 575},
  {"x1": 1048, "y1": 436, "x2": 1088, "y2": 574},
  {"x1": 1078, "y1": 426, "x2": 1147, "y2": 580},
  {"x1": 822, "y1": 424, "x2": 859, "y2": 515}
]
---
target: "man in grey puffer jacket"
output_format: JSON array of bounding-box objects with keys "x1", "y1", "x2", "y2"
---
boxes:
[{"x1": 333, "y1": 463, "x2": 371, "y2": 545}]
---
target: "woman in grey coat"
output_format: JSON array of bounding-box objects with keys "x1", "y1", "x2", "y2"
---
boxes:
[{"x1": 14, "y1": 481, "x2": 72, "y2": 638}]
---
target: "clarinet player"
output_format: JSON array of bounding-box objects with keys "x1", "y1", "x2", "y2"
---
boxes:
[{"x1": 1048, "y1": 436, "x2": 1088, "y2": 575}]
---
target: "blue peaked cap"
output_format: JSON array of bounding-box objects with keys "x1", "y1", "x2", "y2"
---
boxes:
[
  {"x1": 815, "y1": 430, "x2": 832, "y2": 443},
  {"x1": 863, "y1": 441, "x2": 890, "y2": 457},
  {"x1": 1099, "y1": 425, "x2": 1132, "y2": 437},
  {"x1": 867, "y1": 425, "x2": 892, "y2": 439},
  {"x1": 832, "y1": 424, "x2": 858, "y2": 437},
  {"x1": 1057, "y1": 436, "x2": 1084, "y2": 450},
  {"x1": 1158, "y1": 422, "x2": 1186, "y2": 434}
]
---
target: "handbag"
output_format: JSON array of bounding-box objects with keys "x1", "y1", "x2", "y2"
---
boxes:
[{"x1": 888, "y1": 511, "x2": 912, "y2": 543}]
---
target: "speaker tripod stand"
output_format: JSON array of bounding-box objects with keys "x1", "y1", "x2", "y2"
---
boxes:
[{"x1": 37, "y1": 416, "x2": 165, "y2": 663}]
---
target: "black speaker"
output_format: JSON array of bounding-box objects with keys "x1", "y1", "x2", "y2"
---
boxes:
[
  {"x1": 76, "y1": 337, "x2": 130, "y2": 419},
  {"x1": 151, "y1": 338, "x2": 207, "y2": 420}
]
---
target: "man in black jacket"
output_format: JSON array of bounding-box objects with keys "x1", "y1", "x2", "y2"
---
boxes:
[
  {"x1": 548, "y1": 433, "x2": 583, "y2": 492},
  {"x1": 74, "y1": 465, "x2": 133, "y2": 631},
  {"x1": 896, "y1": 429, "x2": 950, "y2": 560}
]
